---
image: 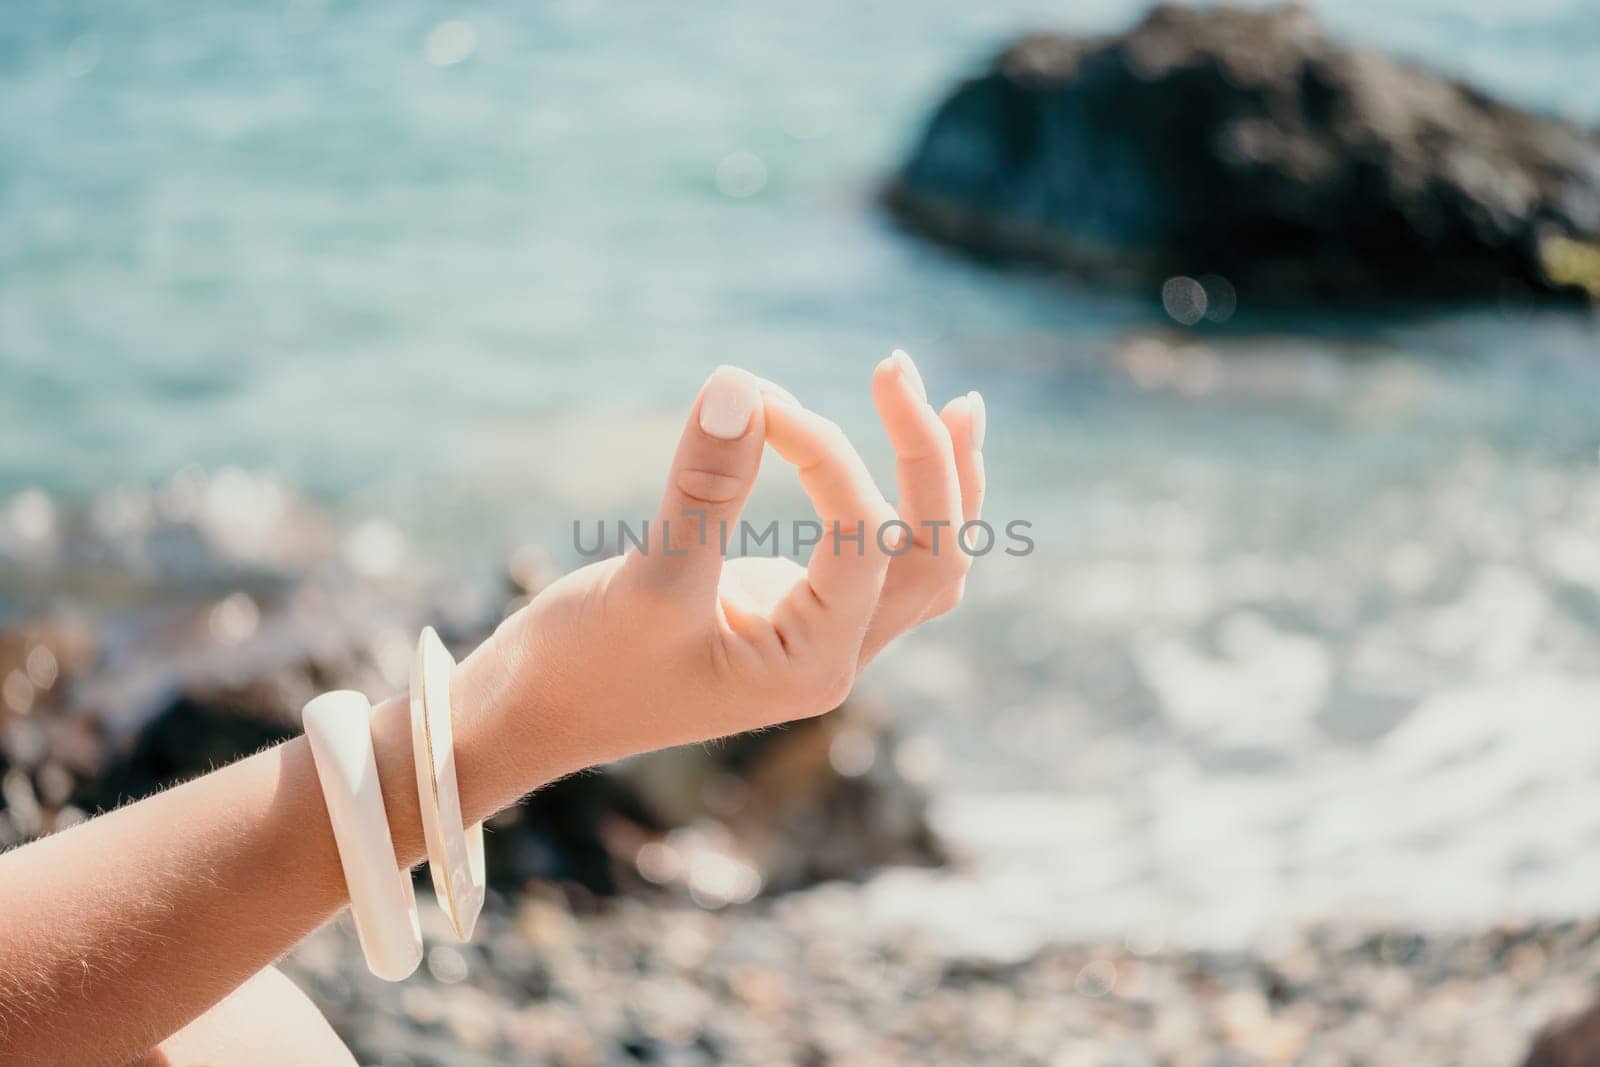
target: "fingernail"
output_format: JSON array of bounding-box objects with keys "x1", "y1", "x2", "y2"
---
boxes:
[
  {"x1": 699, "y1": 366, "x2": 759, "y2": 439},
  {"x1": 891, "y1": 349, "x2": 927, "y2": 403},
  {"x1": 967, "y1": 390, "x2": 986, "y2": 450}
]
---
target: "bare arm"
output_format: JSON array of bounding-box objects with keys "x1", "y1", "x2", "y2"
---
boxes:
[
  {"x1": 0, "y1": 654, "x2": 556, "y2": 1066},
  {"x1": 0, "y1": 360, "x2": 987, "y2": 1065}
]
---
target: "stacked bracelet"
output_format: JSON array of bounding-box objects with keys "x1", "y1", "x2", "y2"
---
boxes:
[
  {"x1": 409, "y1": 627, "x2": 486, "y2": 941},
  {"x1": 302, "y1": 690, "x2": 423, "y2": 981},
  {"x1": 301, "y1": 629, "x2": 485, "y2": 981}
]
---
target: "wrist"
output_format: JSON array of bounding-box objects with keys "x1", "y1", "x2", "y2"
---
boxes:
[
  {"x1": 343, "y1": 616, "x2": 595, "y2": 873},
  {"x1": 449, "y1": 617, "x2": 592, "y2": 825}
]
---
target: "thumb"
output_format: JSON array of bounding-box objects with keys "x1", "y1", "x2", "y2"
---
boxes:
[{"x1": 632, "y1": 365, "x2": 766, "y2": 602}]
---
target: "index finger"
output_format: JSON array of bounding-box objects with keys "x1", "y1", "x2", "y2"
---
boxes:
[{"x1": 763, "y1": 401, "x2": 900, "y2": 637}]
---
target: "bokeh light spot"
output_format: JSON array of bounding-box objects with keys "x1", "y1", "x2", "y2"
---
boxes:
[
  {"x1": 24, "y1": 646, "x2": 59, "y2": 691},
  {"x1": 3, "y1": 670, "x2": 35, "y2": 715},
  {"x1": 1161, "y1": 276, "x2": 1208, "y2": 325},
  {"x1": 715, "y1": 151, "x2": 768, "y2": 199},
  {"x1": 1075, "y1": 959, "x2": 1118, "y2": 998},
  {"x1": 828, "y1": 727, "x2": 877, "y2": 777},
  {"x1": 6, "y1": 490, "x2": 57, "y2": 550},
  {"x1": 64, "y1": 34, "x2": 101, "y2": 78},
  {"x1": 426, "y1": 21, "x2": 477, "y2": 66},
  {"x1": 1198, "y1": 273, "x2": 1237, "y2": 322},
  {"x1": 426, "y1": 945, "x2": 470, "y2": 984},
  {"x1": 208, "y1": 592, "x2": 260, "y2": 644}
]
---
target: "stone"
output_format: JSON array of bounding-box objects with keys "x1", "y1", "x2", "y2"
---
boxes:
[
  {"x1": 1523, "y1": 1002, "x2": 1600, "y2": 1067},
  {"x1": 886, "y1": 3, "x2": 1600, "y2": 305}
]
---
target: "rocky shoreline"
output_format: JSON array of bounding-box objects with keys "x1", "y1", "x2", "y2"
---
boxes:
[
  {"x1": 4, "y1": 474, "x2": 1599, "y2": 1065},
  {"x1": 283, "y1": 887, "x2": 1600, "y2": 1066}
]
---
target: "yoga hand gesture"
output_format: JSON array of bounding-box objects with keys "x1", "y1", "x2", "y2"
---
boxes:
[
  {"x1": 0, "y1": 357, "x2": 988, "y2": 1066},
  {"x1": 455, "y1": 357, "x2": 988, "y2": 791}
]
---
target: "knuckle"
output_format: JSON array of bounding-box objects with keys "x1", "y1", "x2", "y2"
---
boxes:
[
  {"x1": 813, "y1": 418, "x2": 849, "y2": 457},
  {"x1": 898, "y1": 430, "x2": 956, "y2": 467},
  {"x1": 673, "y1": 467, "x2": 744, "y2": 505}
]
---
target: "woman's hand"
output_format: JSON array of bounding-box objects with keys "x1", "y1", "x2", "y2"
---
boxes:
[
  {"x1": 0, "y1": 358, "x2": 989, "y2": 1065},
  {"x1": 452, "y1": 358, "x2": 987, "y2": 805}
]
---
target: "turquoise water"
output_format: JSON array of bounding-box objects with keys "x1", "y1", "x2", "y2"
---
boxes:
[
  {"x1": 4, "y1": 0, "x2": 1600, "y2": 941},
  {"x1": 1, "y1": 0, "x2": 1597, "y2": 507}
]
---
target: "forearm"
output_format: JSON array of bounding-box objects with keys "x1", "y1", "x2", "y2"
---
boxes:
[
  {"x1": 0, "y1": 629, "x2": 575, "y2": 1065},
  {"x1": 0, "y1": 726, "x2": 349, "y2": 1063}
]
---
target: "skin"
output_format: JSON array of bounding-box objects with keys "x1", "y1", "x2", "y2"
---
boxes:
[
  {"x1": 0, "y1": 356, "x2": 987, "y2": 1066},
  {"x1": 133, "y1": 967, "x2": 357, "y2": 1067}
]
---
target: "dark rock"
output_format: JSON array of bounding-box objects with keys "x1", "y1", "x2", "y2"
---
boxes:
[
  {"x1": 887, "y1": 2, "x2": 1600, "y2": 305},
  {"x1": 480, "y1": 769, "x2": 669, "y2": 896},
  {"x1": 77, "y1": 694, "x2": 299, "y2": 813},
  {"x1": 475, "y1": 697, "x2": 944, "y2": 900},
  {"x1": 1524, "y1": 1002, "x2": 1600, "y2": 1067}
]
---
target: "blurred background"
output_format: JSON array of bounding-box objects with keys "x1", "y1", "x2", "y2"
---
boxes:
[{"x1": 4, "y1": 1, "x2": 1600, "y2": 1064}]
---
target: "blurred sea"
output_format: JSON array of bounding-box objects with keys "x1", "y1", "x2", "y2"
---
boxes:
[{"x1": 4, "y1": 0, "x2": 1600, "y2": 950}]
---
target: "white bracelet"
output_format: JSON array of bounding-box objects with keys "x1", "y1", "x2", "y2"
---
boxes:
[
  {"x1": 410, "y1": 627, "x2": 486, "y2": 941},
  {"x1": 303, "y1": 690, "x2": 423, "y2": 981}
]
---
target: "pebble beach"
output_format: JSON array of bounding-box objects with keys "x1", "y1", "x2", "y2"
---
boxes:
[{"x1": 284, "y1": 887, "x2": 1600, "y2": 1066}]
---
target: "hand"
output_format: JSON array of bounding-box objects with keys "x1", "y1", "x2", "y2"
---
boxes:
[
  {"x1": 0, "y1": 358, "x2": 989, "y2": 1067},
  {"x1": 453, "y1": 360, "x2": 986, "y2": 803}
]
